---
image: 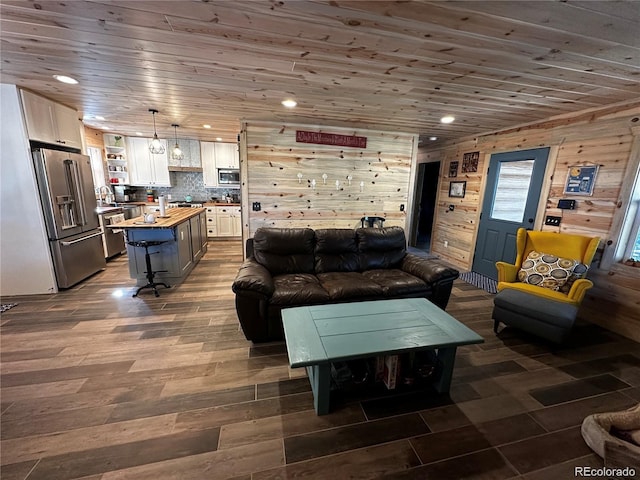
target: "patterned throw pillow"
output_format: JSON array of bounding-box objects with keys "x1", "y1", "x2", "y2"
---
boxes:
[
  {"x1": 559, "y1": 262, "x2": 589, "y2": 293},
  {"x1": 517, "y1": 251, "x2": 587, "y2": 292}
]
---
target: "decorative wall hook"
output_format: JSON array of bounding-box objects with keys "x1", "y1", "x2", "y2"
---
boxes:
[
  {"x1": 297, "y1": 172, "x2": 303, "y2": 184},
  {"x1": 322, "y1": 173, "x2": 328, "y2": 184},
  {"x1": 335, "y1": 180, "x2": 340, "y2": 190},
  {"x1": 311, "y1": 179, "x2": 316, "y2": 190},
  {"x1": 359, "y1": 180, "x2": 364, "y2": 192},
  {"x1": 347, "y1": 175, "x2": 353, "y2": 186}
]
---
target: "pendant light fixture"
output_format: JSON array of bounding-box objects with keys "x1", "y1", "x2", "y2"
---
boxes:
[
  {"x1": 148, "y1": 109, "x2": 165, "y2": 154},
  {"x1": 171, "y1": 124, "x2": 184, "y2": 161}
]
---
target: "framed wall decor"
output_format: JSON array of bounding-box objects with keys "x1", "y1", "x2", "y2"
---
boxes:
[
  {"x1": 448, "y1": 161, "x2": 459, "y2": 177},
  {"x1": 449, "y1": 180, "x2": 466, "y2": 198},
  {"x1": 462, "y1": 151, "x2": 480, "y2": 173},
  {"x1": 564, "y1": 165, "x2": 599, "y2": 196}
]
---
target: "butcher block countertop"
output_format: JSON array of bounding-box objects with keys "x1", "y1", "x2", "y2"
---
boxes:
[{"x1": 110, "y1": 207, "x2": 205, "y2": 229}]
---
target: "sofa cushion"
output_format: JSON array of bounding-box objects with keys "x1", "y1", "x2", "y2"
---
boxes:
[
  {"x1": 316, "y1": 272, "x2": 384, "y2": 300},
  {"x1": 362, "y1": 269, "x2": 429, "y2": 296},
  {"x1": 271, "y1": 273, "x2": 331, "y2": 305},
  {"x1": 315, "y1": 229, "x2": 359, "y2": 273},
  {"x1": 253, "y1": 228, "x2": 316, "y2": 275},
  {"x1": 357, "y1": 226, "x2": 406, "y2": 270}
]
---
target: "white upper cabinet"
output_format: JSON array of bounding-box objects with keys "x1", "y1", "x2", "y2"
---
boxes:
[
  {"x1": 126, "y1": 137, "x2": 170, "y2": 186},
  {"x1": 214, "y1": 142, "x2": 239, "y2": 169},
  {"x1": 21, "y1": 90, "x2": 83, "y2": 150},
  {"x1": 201, "y1": 141, "x2": 218, "y2": 187},
  {"x1": 201, "y1": 141, "x2": 239, "y2": 187}
]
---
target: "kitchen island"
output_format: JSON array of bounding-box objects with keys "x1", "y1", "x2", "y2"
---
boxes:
[{"x1": 110, "y1": 207, "x2": 207, "y2": 287}]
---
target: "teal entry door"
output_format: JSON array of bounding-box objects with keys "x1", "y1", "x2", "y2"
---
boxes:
[{"x1": 471, "y1": 147, "x2": 550, "y2": 280}]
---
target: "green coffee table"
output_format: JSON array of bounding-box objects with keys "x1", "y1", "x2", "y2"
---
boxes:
[{"x1": 281, "y1": 298, "x2": 484, "y2": 415}]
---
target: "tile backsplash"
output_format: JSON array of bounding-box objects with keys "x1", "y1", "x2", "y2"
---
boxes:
[{"x1": 129, "y1": 171, "x2": 239, "y2": 203}]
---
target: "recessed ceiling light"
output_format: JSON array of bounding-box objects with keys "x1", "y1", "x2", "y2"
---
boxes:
[
  {"x1": 102, "y1": 126, "x2": 110, "y2": 131},
  {"x1": 203, "y1": 124, "x2": 211, "y2": 129},
  {"x1": 429, "y1": 136, "x2": 438, "y2": 141},
  {"x1": 282, "y1": 99, "x2": 297, "y2": 108},
  {"x1": 135, "y1": 132, "x2": 143, "y2": 136},
  {"x1": 53, "y1": 74, "x2": 78, "y2": 85},
  {"x1": 216, "y1": 137, "x2": 222, "y2": 141},
  {"x1": 440, "y1": 115, "x2": 455, "y2": 124},
  {"x1": 95, "y1": 115, "x2": 105, "y2": 121}
]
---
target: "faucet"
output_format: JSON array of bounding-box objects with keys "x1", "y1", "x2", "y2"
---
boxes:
[{"x1": 96, "y1": 186, "x2": 114, "y2": 206}]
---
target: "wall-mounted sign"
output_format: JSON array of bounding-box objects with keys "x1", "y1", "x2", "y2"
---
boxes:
[
  {"x1": 462, "y1": 151, "x2": 480, "y2": 173},
  {"x1": 449, "y1": 161, "x2": 459, "y2": 177},
  {"x1": 296, "y1": 130, "x2": 367, "y2": 148},
  {"x1": 564, "y1": 165, "x2": 599, "y2": 196}
]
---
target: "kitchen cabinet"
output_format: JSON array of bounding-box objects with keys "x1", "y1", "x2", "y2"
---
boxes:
[
  {"x1": 103, "y1": 134, "x2": 129, "y2": 185},
  {"x1": 190, "y1": 215, "x2": 203, "y2": 262},
  {"x1": 205, "y1": 206, "x2": 217, "y2": 238},
  {"x1": 201, "y1": 142, "x2": 218, "y2": 187},
  {"x1": 21, "y1": 90, "x2": 82, "y2": 150},
  {"x1": 121, "y1": 209, "x2": 205, "y2": 286},
  {"x1": 215, "y1": 142, "x2": 239, "y2": 169},
  {"x1": 201, "y1": 141, "x2": 240, "y2": 187},
  {"x1": 176, "y1": 221, "x2": 193, "y2": 275},
  {"x1": 216, "y1": 206, "x2": 241, "y2": 237},
  {"x1": 200, "y1": 212, "x2": 208, "y2": 252},
  {"x1": 127, "y1": 137, "x2": 170, "y2": 186}
]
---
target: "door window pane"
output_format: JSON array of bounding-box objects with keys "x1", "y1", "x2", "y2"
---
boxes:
[{"x1": 491, "y1": 160, "x2": 535, "y2": 222}]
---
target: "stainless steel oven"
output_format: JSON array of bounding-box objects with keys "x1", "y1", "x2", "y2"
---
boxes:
[{"x1": 218, "y1": 169, "x2": 240, "y2": 185}]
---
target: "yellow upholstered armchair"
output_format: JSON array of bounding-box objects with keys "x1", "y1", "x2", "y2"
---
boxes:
[
  {"x1": 493, "y1": 228, "x2": 600, "y2": 343},
  {"x1": 496, "y1": 228, "x2": 600, "y2": 306}
]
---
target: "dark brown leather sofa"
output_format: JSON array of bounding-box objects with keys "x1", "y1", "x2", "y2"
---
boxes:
[{"x1": 232, "y1": 226, "x2": 459, "y2": 342}]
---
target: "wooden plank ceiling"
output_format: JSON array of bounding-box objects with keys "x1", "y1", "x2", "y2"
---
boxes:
[{"x1": 1, "y1": 1, "x2": 639, "y2": 143}]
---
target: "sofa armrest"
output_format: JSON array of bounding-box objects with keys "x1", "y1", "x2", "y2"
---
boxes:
[
  {"x1": 401, "y1": 254, "x2": 459, "y2": 284},
  {"x1": 232, "y1": 257, "x2": 275, "y2": 299},
  {"x1": 567, "y1": 278, "x2": 594, "y2": 304},
  {"x1": 496, "y1": 261, "x2": 519, "y2": 283},
  {"x1": 401, "y1": 254, "x2": 459, "y2": 309}
]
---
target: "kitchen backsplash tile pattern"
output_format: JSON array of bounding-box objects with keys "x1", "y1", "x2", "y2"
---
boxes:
[{"x1": 130, "y1": 172, "x2": 238, "y2": 203}]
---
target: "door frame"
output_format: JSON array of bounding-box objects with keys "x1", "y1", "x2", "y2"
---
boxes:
[{"x1": 469, "y1": 145, "x2": 560, "y2": 270}]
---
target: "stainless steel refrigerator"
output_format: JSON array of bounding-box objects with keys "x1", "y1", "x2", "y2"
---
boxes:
[{"x1": 32, "y1": 148, "x2": 106, "y2": 288}]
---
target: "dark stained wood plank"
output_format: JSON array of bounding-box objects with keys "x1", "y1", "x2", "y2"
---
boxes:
[
  {"x1": 1, "y1": 404, "x2": 114, "y2": 440},
  {"x1": 529, "y1": 374, "x2": 632, "y2": 406},
  {"x1": 26, "y1": 427, "x2": 221, "y2": 480},
  {"x1": 106, "y1": 385, "x2": 256, "y2": 423},
  {"x1": 410, "y1": 424, "x2": 492, "y2": 464},
  {"x1": 529, "y1": 391, "x2": 637, "y2": 431},
  {"x1": 0, "y1": 240, "x2": 638, "y2": 478},
  {"x1": 476, "y1": 413, "x2": 548, "y2": 446},
  {"x1": 0, "y1": 361, "x2": 135, "y2": 387},
  {"x1": 498, "y1": 426, "x2": 594, "y2": 474},
  {"x1": 284, "y1": 413, "x2": 429, "y2": 464}
]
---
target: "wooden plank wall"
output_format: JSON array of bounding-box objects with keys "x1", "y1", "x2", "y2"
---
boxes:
[
  {"x1": 421, "y1": 101, "x2": 640, "y2": 341},
  {"x1": 243, "y1": 122, "x2": 416, "y2": 236},
  {"x1": 84, "y1": 125, "x2": 104, "y2": 151},
  {"x1": 83, "y1": 125, "x2": 108, "y2": 186}
]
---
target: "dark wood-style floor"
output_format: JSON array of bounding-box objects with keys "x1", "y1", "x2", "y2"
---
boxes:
[{"x1": 1, "y1": 240, "x2": 639, "y2": 480}]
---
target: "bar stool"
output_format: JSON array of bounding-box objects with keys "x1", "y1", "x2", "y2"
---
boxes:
[{"x1": 127, "y1": 240, "x2": 170, "y2": 297}]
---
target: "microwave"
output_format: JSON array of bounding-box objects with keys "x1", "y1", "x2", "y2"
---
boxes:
[{"x1": 218, "y1": 169, "x2": 240, "y2": 185}]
